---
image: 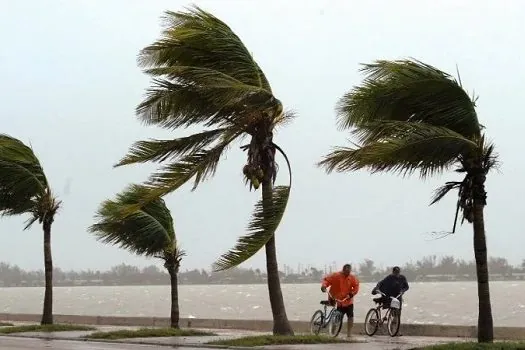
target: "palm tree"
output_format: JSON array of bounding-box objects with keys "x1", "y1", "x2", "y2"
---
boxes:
[
  {"x1": 114, "y1": 6, "x2": 294, "y2": 335},
  {"x1": 89, "y1": 184, "x2": 183, "y2": 328},
  {"x1": 318, "y1": 59, "x2": 498, "y2": 343},
  {"x1": 0, "y1": 134, "x2": 61, "y2": 325}
]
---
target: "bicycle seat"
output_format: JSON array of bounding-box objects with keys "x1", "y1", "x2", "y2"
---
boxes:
[{"x1": 320, "y1": 300, "x2": 332, "y2": 305}]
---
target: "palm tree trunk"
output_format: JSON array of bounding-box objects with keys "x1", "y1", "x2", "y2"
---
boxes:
[
  {"x1": 473, "y1": 201, "x2": 493, "y2": 342},
  {"x1": 472, "y1": 172, "x2": 493, "y2": 343},
  {"x1": 41, "y1": 219, "x2": 53, "y2": 325},
  {"x1": 262, "y1": 180, "x2": 294, "y2": 336},
  {"x1": 167, "y1": 267, "x2": 180, "y2": 329}
]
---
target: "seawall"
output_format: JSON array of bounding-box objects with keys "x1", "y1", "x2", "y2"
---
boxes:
[{"x1": 1, "y1": 313, "x2": 523, "y2": 340}]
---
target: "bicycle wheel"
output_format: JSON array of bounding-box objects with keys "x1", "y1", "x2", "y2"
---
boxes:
[
  {"x1": 364, "y1": 308, "x2": 380, "y2": 336},
  {"x1": 328, "y1": 310, "x2": 343, "y2": 337},
  {"x1": 309, "y1": 310, "x2": 323, "y2": 335},
  {"x1": 387, "y1": 308, "x2": 401, "y2": 336}
]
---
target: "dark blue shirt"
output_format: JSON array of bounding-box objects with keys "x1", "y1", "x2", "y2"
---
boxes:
[{"x1": 374, "y1": 274, "x2": 409, "y2": 297}]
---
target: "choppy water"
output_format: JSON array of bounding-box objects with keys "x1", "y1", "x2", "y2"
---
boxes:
[{"x1": 1, "y1": 282, "x2": 524, "y2": 326}]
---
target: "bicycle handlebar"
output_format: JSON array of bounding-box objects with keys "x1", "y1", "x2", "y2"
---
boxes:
[
  {"x1": 377, "y1": 290, "x2": 403, "y2": 299},
  {"x1": 326, "y1": 291, "x2": 351, "y2": 303}
]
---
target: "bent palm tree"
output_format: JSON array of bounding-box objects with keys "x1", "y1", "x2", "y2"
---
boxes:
[
  {"x1": 0, "y1": 134, "x2": 61, "y2": 325},
  {"x1": 89, "y1": 184, "x2": 183, "y2": 328},
  {"x1": 318, "y1": 59, "x2": 497, "y2": 343},
  {"x1": 115, "y1": 6, "x2": 294, "y2": 335}
]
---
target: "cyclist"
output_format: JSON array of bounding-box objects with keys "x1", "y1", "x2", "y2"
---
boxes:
[
  {"x1": 320, "y1": 264, "x2": 360, "y2": 338},
  {"x1": 372, "y1": 266, "x2": 409, "y2": 332}
]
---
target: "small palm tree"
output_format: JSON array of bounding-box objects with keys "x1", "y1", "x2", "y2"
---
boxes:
[
  {"x1": 318, "y1": 59, "x2": 498, "y2": 343},
  {"x1": 89, "y1": 184, "x2": 183, "y2": 328},
  {"x1": 0, "y1": 134, "x2": 61, "y2": 325},
  {"x1": 114, "y1": 6, "x2": 295, "y2": 335}
]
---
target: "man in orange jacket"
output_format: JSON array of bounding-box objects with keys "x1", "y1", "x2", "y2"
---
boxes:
[{"x1": 321, "y1": 264, "x2": 360, "y2": 338}]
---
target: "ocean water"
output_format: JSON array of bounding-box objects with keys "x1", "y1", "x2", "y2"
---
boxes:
[{"x1": 1, "y1": 282, "x2": 524, "y2": 326}]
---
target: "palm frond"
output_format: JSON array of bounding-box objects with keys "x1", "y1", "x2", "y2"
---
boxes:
[
  {"x1": 0, "y1": 168, "x2": 38, "y2": 216},
  {"x1": 350, "y1": 120, "x2": 463, "y2": 146},
  {"x1": 318, "y1": 123, "x2": 478, "y2": 178},
  {"x1": 139, "y1": 6, "x2": 271, "y2": 91},
  {"x1": 430, "y1": 178, "x2": 469, "y2": 235},
  {"x1": 136, "y1": 78, "x2": 223, "y2": 129},
  {"x1": 273, "y1": 143, "x2": 292, "y2": 187},
  {"x1": 89, "y1": 184, "x2": 176, "y2": 257},
  {"x1": 137, "y1": 73, "x2": 274, "y2": 129},
  {"x1": 134, "y1": 6, "x2": 288, "y2": 130},
  {"x1": 336, "y1": 59, "x2": 481, "y2": 138},
  {"x1": 144, "y1": 66, "x2": 271, "y2": 101},
  {"x1": 274, "y1": 109, "x2": 297, "y2": 129},
  {"x1": 145, "y1": 130, "x2": 239, "y2": 195},
  {"x1": 214, "y1": 143, "x2": 292, "y2": 271},
  {"x1": 0, "y1": 135, "x2": 49, "y2": 216},
  {"x1": 147, "y1": 148, "x2": 224, "y2": 193},
  {"x1": 117, "y1": 131, "x2": 241, "y2": 219},
  {"x1": 213, "y1": 186, "x2": 290, "y2": 271},
  {"x1": 23, "y1": 212, "x2": 40, "y2": 230},
  {"x1": 0, "y1": 135, "x2": 44, "y2": 166},
  {"x1": 115, "y1": 128, "x2": 228, "y2": 166},
  {"x1": 481, "y1": 137, "x2": 499, "y2": 173},
  {"x1": 136, "y1": 79, "x2": 279, "y2": 132},
  {"x1": 430, "y1": 181, "x2": 462, "y2": 205}
]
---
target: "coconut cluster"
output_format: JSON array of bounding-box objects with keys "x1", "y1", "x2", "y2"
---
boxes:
[{"x1": 242, "y1": 164, "x2": 264, "y2": 190}]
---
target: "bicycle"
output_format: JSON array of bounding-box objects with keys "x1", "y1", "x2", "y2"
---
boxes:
[
  {"x1": 363, "y1": 290, "x2": 403, "y2": 337},
  {"x1": 309, "y1": 292, "x2": 350, "y2": 337}
]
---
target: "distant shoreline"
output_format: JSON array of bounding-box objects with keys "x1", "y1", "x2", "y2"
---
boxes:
[
  {"x1": 1, "y1": 278, "x2": 524, "y2": 288},
  {"x1": 2, "y1": 254, "x2": 524, "y2": 287}
]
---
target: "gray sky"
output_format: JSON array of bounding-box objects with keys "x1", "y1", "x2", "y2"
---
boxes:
[{"x1": 0, "y1": 0, "x2": 523, "y2": 272}]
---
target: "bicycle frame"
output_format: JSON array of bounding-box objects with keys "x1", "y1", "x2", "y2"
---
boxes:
[
  {"x1": 310, "y1": 291, "x2": 351, "y2": 338},
  {"x1": 374, "y1": 291, "x2": 402, "y2": 325},
  {"x1": 320, "y1": 292, "x2": 349, "y2": 327},
  {"x1": 372, "y1": 303, "x2": 392, "y2": 326},
  {"x1": 364, "y1": 290, "x2": 404, "y2": 337},
  {"x1": 320, "y1": 302, "x2": 338, "y2": 327}
]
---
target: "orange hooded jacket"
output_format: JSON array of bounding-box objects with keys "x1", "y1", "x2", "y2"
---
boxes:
[{"x1": 321, "y1": 272, "x2": 360, "y2": 307}]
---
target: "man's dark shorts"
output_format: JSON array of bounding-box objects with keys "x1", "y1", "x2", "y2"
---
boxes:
[{"x1": 336, "y1": 304, "x2": 354, "y2": 318}]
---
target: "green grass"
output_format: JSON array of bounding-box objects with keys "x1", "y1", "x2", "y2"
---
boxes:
[
  {"x1": 207, "y1": 335, "x2": 355, "y2": 347},
  {"x1": 0, "y1": 322, "x2": 14, "y2": 327},
  {"x1": 86, "y1": 327, "x2": 216, "y2": 340},
  {"x1": 0, "y1": 324, "x2": 96, "y2": 334},
  {"x1": 415, "y1": 342, "x2": 525, "y2": 350}
]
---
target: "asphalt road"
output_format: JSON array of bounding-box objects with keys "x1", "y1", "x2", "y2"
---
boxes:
[{"x1": 0, "y1": 337, "x2": 204, "y2": 350}]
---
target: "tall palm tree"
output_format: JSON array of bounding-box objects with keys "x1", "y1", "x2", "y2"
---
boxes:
[
  {"x1": 114, "y1": 6, "x2": 294, "y2": 335},
  {"x1": 0, "y1": 134, "x2": 61, "y2": 325},
  {"x1": 318, "y1": 59, "x2": 498, "y2": 343},
  {"x1": 89, "y1": 184, "x2": 183, "y2": 328}
]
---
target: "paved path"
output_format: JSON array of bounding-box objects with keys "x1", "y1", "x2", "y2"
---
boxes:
[
  {"x1": 0, "y1": 334, "x2": 471, "y2": 350},
  {"x1": 103, "y1": 335, "x2": 468, "y2": 349},
  {"x1": 0, "y1": 336, "x2": 206, "y2": 349},
  {"x1": 0, "y1": 323, "x2": 474, "y2": 349},
  {"x1": 0, "y1": 336, "x2": 453, "y2": 350}
]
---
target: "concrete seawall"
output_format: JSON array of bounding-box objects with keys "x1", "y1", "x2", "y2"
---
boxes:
[{"x1": 1, "y1": 313, "x2": 524, "y2": 340}]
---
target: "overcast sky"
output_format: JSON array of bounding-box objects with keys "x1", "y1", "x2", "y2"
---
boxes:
[{"x1": 0, "y1": 0, "x2": 523, "y2": 273}]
